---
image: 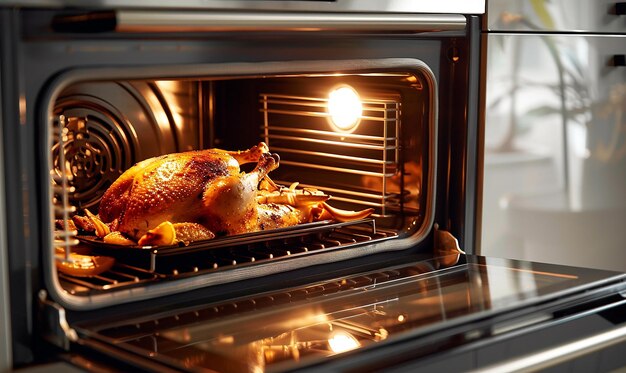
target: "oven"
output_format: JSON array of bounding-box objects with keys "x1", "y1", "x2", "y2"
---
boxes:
[{"x1": 1, "y1": 1, "x2": 625, "y2": 372}]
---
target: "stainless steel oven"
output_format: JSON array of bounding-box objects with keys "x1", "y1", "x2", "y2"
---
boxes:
[{"x1": 0, "y1": 1, "x2": 625, "y2": 372}]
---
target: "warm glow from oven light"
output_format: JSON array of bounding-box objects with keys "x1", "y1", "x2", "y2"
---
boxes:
[
  {"x1": 327, "y1": 85, "x2": 362, "y2": 132},
  {"x1": 328, "y1": 331, "x2": 360, "y2": 353}
]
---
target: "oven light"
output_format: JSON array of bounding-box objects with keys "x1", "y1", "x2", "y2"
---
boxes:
[
  {"x1": 328, "y1": 331, "x2": 360, "y2": 353},
  {"x1": 327, "y1": 85, "x2": 362, "y2": 133}
]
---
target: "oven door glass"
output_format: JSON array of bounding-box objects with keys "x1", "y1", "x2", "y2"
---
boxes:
[{"x1": 73, "y1": 255, "x2": 625, "y2": 372}]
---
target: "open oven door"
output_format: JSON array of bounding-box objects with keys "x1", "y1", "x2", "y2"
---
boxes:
[{"x1": 51, "y1": 252, "x2": 626, "y2": 372}]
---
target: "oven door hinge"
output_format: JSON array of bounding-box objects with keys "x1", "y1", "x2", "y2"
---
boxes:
[
  {"x1": 434, "y1": 225, "x2": 465, "y2": 267},
  {"x1": 37, "y1": 290, "x2": 78, "y2": 350}
]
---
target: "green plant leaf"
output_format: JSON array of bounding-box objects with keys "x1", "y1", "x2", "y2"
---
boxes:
[{"x1": 529, "y1": 0, "x2": 555, "y2": 29}]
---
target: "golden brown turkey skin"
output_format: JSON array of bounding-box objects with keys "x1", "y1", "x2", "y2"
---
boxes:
[
  {"x1": 257, "y1": 203, "x2": 324, "y2": 231},
  {"x1": 257, "y1": 204, "x2": 306, "y2": 231},
  {"x1": 98, "y1": 143, "x2": 271, "y2": 240},
  {"x1": 199, "y1": 152, "x2": 278, "y2": 235}
]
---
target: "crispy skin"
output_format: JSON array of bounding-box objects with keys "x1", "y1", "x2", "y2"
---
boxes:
[
  {"x1": 257, "y1": 203, "x2": 326, "y2": 231},
  {"x1": 257, "y1": 203, "x2": 306, "y2": 231},
  {"x1": 99, "y1": 150, "x2": 237, "y2": 239},
  {"x1": 98, "y1": 144, "x2": 275, "y2": 240},
  {"x1": 199, "y1": 152, "x2": 277, "y2": 236}
]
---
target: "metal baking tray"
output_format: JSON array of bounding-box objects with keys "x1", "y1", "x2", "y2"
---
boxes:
[{"x1": 77, "y1": 218, "x2": 379, "y2": 275}]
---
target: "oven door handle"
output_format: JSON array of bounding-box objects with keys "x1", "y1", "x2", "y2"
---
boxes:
[
  {"x1": 52, "y1": 11, "x2": 467, "y2": 34},
  {"x1": 474, "y1": 324, "x2": 626, "y2": 373}
]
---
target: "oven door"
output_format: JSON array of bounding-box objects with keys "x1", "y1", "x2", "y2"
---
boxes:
[{"x1": 64, "y1": 255, "x2": 626, "y2": 372}]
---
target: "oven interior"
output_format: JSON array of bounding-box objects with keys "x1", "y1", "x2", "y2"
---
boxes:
[{"x1": 49, "y1": 65, "x2": 436, "y2": 305}]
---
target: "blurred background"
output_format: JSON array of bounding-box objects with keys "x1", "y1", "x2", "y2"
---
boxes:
[{"x1": 481, "y1": 0, "x2": 626, "y2": 271}]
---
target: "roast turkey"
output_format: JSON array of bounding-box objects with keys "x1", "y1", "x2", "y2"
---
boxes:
[{"x1": 87, "y1": 142, "x2": 372, "y2": 246}]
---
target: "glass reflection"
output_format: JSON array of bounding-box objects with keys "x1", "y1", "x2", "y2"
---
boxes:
[{"x1": 88, "y1": 257, "x2": 590, "y2": 372}]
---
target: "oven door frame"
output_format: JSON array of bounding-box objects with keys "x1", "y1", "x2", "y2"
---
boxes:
[{"x1": 42, "y1": 58, "x2": 440, "y2": 310}]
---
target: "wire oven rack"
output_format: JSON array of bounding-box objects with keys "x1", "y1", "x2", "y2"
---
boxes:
[
  {"x1": 59, "y1": 218, "x2": 398, "y2": 295},
  {"x1": 260, "y1": 93, "x2": 401, "y2": 217}
]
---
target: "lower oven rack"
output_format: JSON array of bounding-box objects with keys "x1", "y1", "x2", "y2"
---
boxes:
[
  {"x1": 58, "y1": 263, "x2": 159, "y2": 295},
  {"x1": 59, "y1": 218, "x2": 398, "y2": 294}
]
